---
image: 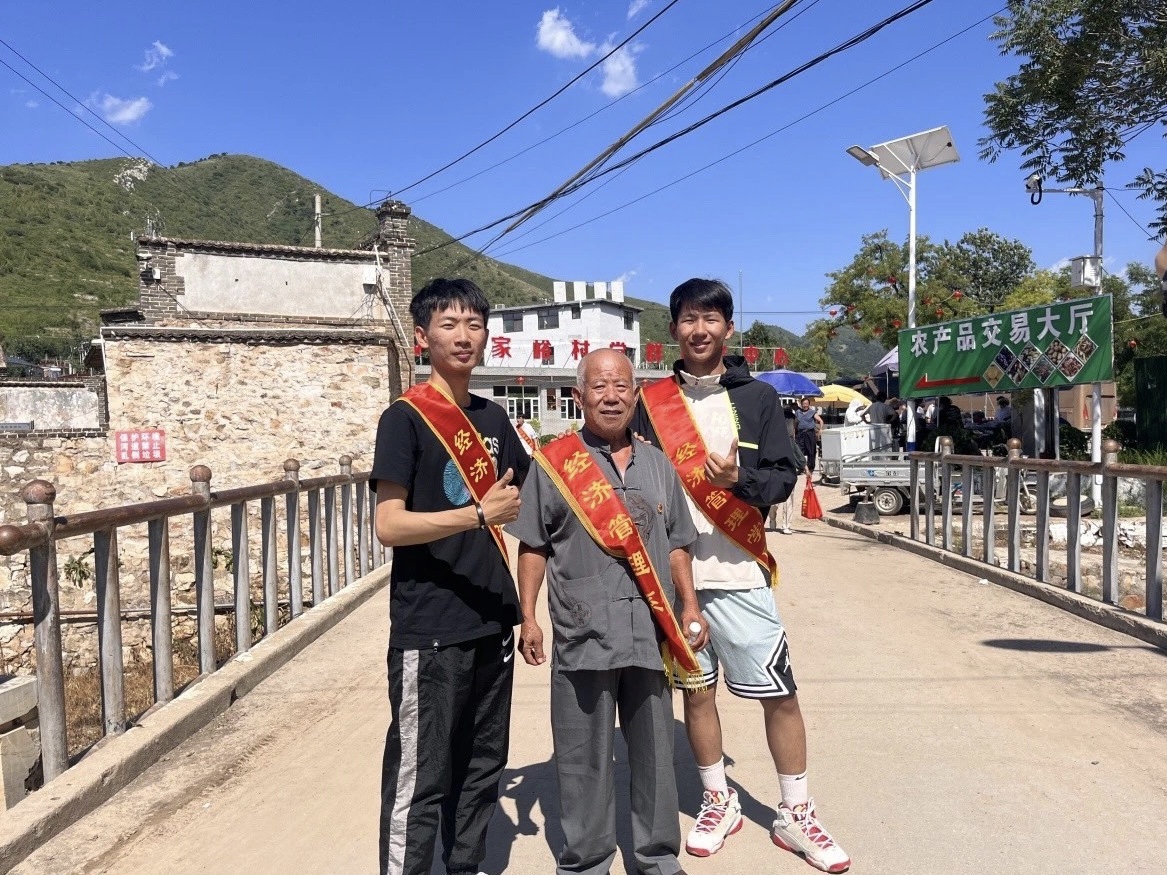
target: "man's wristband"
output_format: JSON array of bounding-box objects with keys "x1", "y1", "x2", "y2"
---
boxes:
[{"x1": 475, "y1": 502, "x2": 488, "y2": 529}]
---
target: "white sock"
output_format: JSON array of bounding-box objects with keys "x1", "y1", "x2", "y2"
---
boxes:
[
  {"x1": 779, "y1": 771, "x2": 808, "y2": 808},
  {"x1": 697, "y1": 758, "x2": 729, "y2": 796}
]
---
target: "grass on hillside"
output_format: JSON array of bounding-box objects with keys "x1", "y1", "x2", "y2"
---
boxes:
[{"x1": 0, "y1": 153, "x2": 881, "y2": 375}]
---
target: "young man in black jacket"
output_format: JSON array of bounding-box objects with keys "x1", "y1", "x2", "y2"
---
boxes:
[{"x1": 631, "y1": 278, "x2": 849, "y2": 872}]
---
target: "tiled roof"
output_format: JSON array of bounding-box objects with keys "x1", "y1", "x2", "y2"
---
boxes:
[
  {"x1": 137, "y1": 236, "x2": 378, "y2": 261},
  {"x1": 100, "y1": 326, "x2": 396, "y2": 345}
]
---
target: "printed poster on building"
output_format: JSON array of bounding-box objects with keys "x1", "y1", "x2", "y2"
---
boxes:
[
  {"x1": 115, "y1": 429, "x2": 167, "y2": 463},
  {"x1": 896, "y1": 295, "x2": 1113, "y2": 399}
]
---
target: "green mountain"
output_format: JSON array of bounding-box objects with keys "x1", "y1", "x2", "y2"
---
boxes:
[
  {"x1": 823, "y1": 325, "x2": 887, "y2": 377},
  {"x1": 0, "y1": 153, "x2": 876, "y2": 376}
]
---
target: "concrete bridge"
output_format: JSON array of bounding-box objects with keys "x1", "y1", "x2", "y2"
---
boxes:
[{"x1": 4, "y1": 499, "x2": 1166, "y2": 874}]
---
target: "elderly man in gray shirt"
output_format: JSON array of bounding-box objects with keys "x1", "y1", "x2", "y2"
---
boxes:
[{"x1": 508, "y1": 348, "x2": 704, "y2": 875}]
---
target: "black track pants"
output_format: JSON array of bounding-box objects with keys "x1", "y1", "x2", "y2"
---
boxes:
[
  {"x1": 379, "y1": 632, "x2": 515, "y2": 875},
  {"x1": 797, "y1": 429, "x2": 817, "y2": 473}
]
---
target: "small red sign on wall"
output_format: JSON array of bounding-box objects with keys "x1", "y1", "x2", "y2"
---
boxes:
[{"x1": 115, "y1": 429, "x2": 167, "y2": 464}]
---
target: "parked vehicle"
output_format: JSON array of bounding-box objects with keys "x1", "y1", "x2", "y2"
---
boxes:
[{"x1": 819, "y1": 423, "x2": 895, "y2": 485}]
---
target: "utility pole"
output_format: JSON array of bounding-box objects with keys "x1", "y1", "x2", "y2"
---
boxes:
[
  {"x1": 1089, "y1": 186, "x2": 1104, "y2": 504},
  {"x1": 314, "y1": 194, "x2": 322, "y2": 249},
  {"x1": 738, "y1": 270, "x2": 744, "y2": 353}
]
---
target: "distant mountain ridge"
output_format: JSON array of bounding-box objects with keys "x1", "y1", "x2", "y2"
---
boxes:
[{"x1": 0, "y1": 153, "x2": 880, "y2": 376}]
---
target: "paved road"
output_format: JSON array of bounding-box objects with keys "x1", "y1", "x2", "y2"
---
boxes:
[{"x1": 13, "y1": 515, "x2": 1167, "y2": 875}]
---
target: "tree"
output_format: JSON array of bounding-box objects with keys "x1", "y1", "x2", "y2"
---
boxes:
[
  {"x1": 821, "y1": 229, "x2": 1036, "y2": 347},
  {"x1": 936, "y1": 228, "x2": 1035, "y2": 311},
  {"x1": 1108, "y1": 262, "x2": 1167, "y2": 404},
  {"x1": 980, "y1": 1, "x2": 1167, "y2": 236},
  {"x1": 780, "y1": 320, "x2": 833, "y2": 379},
  {"x1": 741, "y1": 320, "x2": 780, "y2": 371}
]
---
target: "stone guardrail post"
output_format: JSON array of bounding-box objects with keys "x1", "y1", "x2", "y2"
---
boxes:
[
  {"x1": 325, "y1": 468, "x2": 339, "y2": 598},
  {"x1": 1006, "y1": 438, "x2": 1022, "y2": 573},
  {"x1": 356, "y1": 462, "x2": 370, "y2": 578},
  {"x1": 148, "y1": 509, "x2": 175, "y2": 705},
  {"x1": 284, "y1": 459, "x2": 303, "y2": 620},
  {"x1": 909, "y1": 454, "x2": 920, "y2": 541},
  {"x1": 1100, "y1": 439, "x2": 1120, "y2": 604},
  {"x1": 190, "y1": 466, "x2": 215, "y2": 675},
  {"x1": 938, "y1": 436, "x2": 954, "y2": 550},
  {"x1": 230, "y1": 492, "x2": 252, "y2": 654},
  {"x1": 340, "y1": 456, "x2": 354, "y2": 589},
  {"x1": 261, "y1": 488, "x2": 278, "y2": 636},
  {"x1": 21, "y1": 481, "x2": 67, "y2": 782}
]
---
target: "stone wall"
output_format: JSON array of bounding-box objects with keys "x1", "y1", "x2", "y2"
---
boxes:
[
  {"x1": 0, "y1": 334, "x2": 401, "y2": 674},
  {"x1": 0, "y1": 379, "x2": 106, "y2": 431},
  {"x1": 1, "y1": 204, "x2": 416, "y2": 676}
]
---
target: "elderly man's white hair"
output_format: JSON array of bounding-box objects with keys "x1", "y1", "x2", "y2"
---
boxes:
[{"x1": 575, "y1": 348, "x2": 633, "y2": 389}]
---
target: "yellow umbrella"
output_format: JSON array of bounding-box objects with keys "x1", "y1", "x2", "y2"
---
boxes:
[{"x1": 814, "y1": 384, "x2": 867, "y2": 406}]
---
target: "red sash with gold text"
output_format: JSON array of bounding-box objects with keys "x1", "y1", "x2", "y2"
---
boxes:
[
  {"x1": 536, "y1": 433, "x2": 702, "y2": 681},
  {"x1": 641, "y1": 377, "x2": 779, "y2": 587},
  {"x1": 398, "y1": 383, "x2": 509, "y2": 565},
  {"x1": 516, "y1": 425, "x2": 539, "y2": 455}
]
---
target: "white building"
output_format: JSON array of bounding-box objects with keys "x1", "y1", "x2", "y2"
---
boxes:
[
  {"x1": 414, "y1": 280, "x2": 668, "y2": 435},
  {"x1": 483, "y1": 280, "x2": 640, "y2": 369}
]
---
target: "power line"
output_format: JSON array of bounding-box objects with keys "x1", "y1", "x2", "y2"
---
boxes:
[
  {"x1": 1104, "y1": 189, "x2": 1158, "y2": 241},
  {"x1": 407, "y1": 1, "x2": 810, "y2": 258},
  {"x1": 1, "y1": 37, "x2": 172, "y2": 172},
  {"x1": 492, "y1": 0, "x2": 808, "y2": 245},
  {"x1": 650, "y1": 0, "x2": 823, "y2": 131},
  {"x1": 492, "y1": 5, "x2": 1003, "y2": 261},
  {"x1": 0, "y1": 56, "x2": 145, "y2": 164},
  {"x1": 339, "y1": 0, "x2": 684, "y2": 216},
  {"x1": 407, "y1": 1, "x2": 790, "y2": 209},
  {"x1": 493, "y1": 1, "x2": 826, "y2": 254},
  {"x1": 429, "y1": 0, "x2": 946, "y2": 263},
  {"x1": 0, "y1": 40, "x2": 312, "y2": 252}
]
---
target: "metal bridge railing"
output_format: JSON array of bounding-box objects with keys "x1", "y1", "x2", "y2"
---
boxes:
[
  {"x1": 909, "y1": 437, "x2": 1164, "y2": 624},
  {"x1": 0, "y1": 456, "x2": 383, "y2": 784}
]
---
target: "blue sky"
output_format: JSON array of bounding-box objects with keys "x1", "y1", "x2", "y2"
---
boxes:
[{"x1": 2, "y1": 0, "x2": 1162, "y2": 334}]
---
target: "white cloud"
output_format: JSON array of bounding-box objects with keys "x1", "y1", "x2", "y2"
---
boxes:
[
  {"x1": 627, "y1": 0, "x2": 650, "y2": 19},
  {"x1": 137, "y1": 41, "x2": 173, "y2": 72},
  {"x1": 157, "y1": 70, "x2": 179, "y2": 87},
  {"x1": 536, "y1": 9, "x2": 595, "y2": 59},
  {"x1": 599, "y1": 43, "x2": 639, "y2": 97},
  {"x1": 614, "y1": 270, "x2": 638, "y2": 284},
  {"x1": 25, "y1": 100, "x2": 38, "y2": 109},
  {"x1": 86, "y1": 93, "x2": 153, "y2": 124}
]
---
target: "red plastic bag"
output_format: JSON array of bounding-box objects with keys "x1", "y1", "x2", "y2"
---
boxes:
[{"x1": 801, "y1": 475, "x2": 823, "y2": 520}]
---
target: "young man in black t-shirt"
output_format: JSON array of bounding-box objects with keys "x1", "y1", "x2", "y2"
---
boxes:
[{"x1": 371, "y1": 278, "x2": 529, "y2": 875}]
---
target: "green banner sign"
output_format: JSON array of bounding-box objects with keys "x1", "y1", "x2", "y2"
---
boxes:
[{"x1": 896, "y1": 295, "x2": 1113, "y2": 399}]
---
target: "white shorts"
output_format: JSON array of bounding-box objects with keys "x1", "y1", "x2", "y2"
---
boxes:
[{"x1": 674, "y1": 586, "x2": 797, "y2": 699}]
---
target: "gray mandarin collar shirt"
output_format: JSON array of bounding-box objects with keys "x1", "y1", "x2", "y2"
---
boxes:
[{"x1": 506, "y1": 426, "x2": 698, "y2": 672}]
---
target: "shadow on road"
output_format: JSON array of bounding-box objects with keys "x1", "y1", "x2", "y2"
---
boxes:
[
  {"x1": 483, "y1": 715, "x2": 781, "y2": 873},
  {"x1": 982, "y1": 638, "x2": 1167, "y2": 656}
]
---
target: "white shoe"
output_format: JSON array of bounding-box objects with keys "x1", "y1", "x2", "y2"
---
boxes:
[
  {"x1": 782, "y1": 526, "x2": 793, "y2": 535},
  {"x1": 771, "y1": 799, "x2": 850, "y2": 872},
  {"x1": 685, "y1": 788, "x2": 743, "y2": 857}
]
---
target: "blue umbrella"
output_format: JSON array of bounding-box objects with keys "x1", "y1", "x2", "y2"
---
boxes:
[{"x1": 754, "y1": 369, "x2": 823, "y2": 397}]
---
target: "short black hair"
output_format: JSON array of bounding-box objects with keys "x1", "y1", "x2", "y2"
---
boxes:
[
  {"x1": 875, "y1": 391, "x2": 887, "y2": 402},
  {"x1": 409, "y1": 278, "x2": 490, "y2": 330},
  {"x1": 669, "y1": 277, "x2": 734, "y2": 323},
  {"x1": 996, "y1": 395, "x2": 1009, "y2": 405}
]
